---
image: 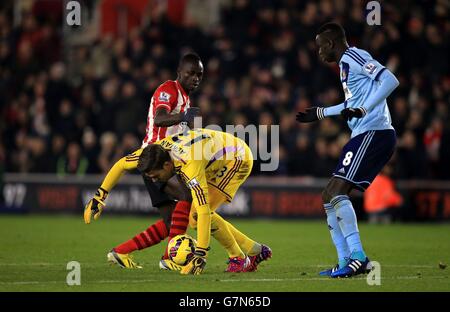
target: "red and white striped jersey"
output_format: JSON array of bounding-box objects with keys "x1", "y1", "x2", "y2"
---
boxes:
[{"x1": 142, "y1": 80, "x2": 191, "y2": 148}]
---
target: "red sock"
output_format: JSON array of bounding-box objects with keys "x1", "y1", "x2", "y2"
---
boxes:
[
  {"x1": 163, "y1": 201, "x2": 191, "y2": 259},
  {"x1": 114, "y1": 219, "x2": 168, "y2": 254}
]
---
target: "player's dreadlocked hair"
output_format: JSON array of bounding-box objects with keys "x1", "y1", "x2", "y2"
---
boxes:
[
  {"x1": 137, "y1": 144, "x2": 171, "y2": 173},
  {"x1": 317, "y1": 22, "x2": 346, "y2": 41},
  {"x1": 178, "y1": 52, "x2": 201, "y2": 67}
]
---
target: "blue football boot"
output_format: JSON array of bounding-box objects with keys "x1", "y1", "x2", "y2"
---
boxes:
[
  {"x1": 330, "y1": 257, "x2": 372, "y2": 278},
  {"x1": 319, "y1": 264, "x2": 340, "y2": 276},
  {"x1": 319, "y1": 258, "x2": 349, "y2": 277}
]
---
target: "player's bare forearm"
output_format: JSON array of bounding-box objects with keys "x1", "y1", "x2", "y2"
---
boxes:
[
  {"x1": 154, "y1": 109, "x2": 184, "y2": 127},
  {"x1": 164, "y1": 174, "x2": 192, "y2": 202}
]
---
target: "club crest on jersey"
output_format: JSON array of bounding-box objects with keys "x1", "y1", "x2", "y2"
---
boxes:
[
  {"x1": 186, "y1": 178, "x2": 200, "y2": 189},
  {"x1": 364, "y1": 63, "x2": 377, "y2": 74},
  {"x1": 158, "y1": 91, "x2": 171, "y2": 102}
]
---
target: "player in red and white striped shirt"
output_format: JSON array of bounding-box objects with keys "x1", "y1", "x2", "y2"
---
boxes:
[
  {"x1": 91, "y1": 53, "x2": 204, "y2": 268},
  {"x1": 142, "y1": 53, "x2": 203, "y2": 146}
]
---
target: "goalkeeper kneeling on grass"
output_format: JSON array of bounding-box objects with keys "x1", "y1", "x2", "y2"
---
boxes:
[{"x1": 84, "y1": 128, "x2": 271, "y2": 274}]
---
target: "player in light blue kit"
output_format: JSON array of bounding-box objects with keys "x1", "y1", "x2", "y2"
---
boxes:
[{"x1": 296, "y1": 23, "x2": 399, "y2": 278}]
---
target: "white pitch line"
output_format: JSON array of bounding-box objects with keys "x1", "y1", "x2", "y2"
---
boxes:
[
  {"x1": 0, "y1": 263, "x2": 58, "y2": 266},
  {"x1": 314, "y1": 264, "x2": 439, "y2": 269},
  {"x1": 0, "y1": 281, "x2": 56, "y2": 285},
  {"x1": 0, "y1": 263, "x2": 106, "y2": 267},
  {"x1": 0, "y1": 279, "x2": 159, "y2": 285},
  {"x1": 0, "y1": 263, "x2": 441, "y2": 269},
  {"x1": 0, "y1": 276, "x2": 448, "y2": 286},
  {"x1": 218, "y1": 276, "x2": 449, "y2": 282}
]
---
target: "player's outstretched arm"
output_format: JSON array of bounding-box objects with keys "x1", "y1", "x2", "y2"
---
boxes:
[
  {"x1": 296, "y1": 107, "x2": 325, "y2": 123},
  {"x1": 84, "y1": 150, "x2": 141, "y2": 224},
  {"x1": 297, "y1": 103, "x2": 348, "y2": 123},
  {"x1": 179, "y1": 164, "x2": 211, "y2": 275},
  {"x1": 180, "y1": 198, "x2": 211, "y2": 275},
  {"x1": 323, "y1": 103, "x2": 346, "y2": 117},
  {"x1": 84, "y1": 187, "x2": 107, "y2": 224},
  {"x1": 341, "y1": 69, "x2": 399, "y2": 121},
  {"x1": 361, "y1": 69, "x2": 399, "y2": 113}
]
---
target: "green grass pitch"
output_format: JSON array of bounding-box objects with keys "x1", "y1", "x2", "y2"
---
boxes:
[{"x1": 0, "y1": 215, "x2": 449, "y2": 292}]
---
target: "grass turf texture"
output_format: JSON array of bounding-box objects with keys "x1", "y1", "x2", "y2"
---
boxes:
[{"x1": 0, "y1": 215, "x2": 449, "y2": 292}]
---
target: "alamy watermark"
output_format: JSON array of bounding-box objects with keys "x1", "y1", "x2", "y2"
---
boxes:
[
  {"x1": 164, "y1": 117, "x2": 280, "y2": 172},
  {"x1": 66, "y1": 261, "x2": 81, "y2": 286},
  {"x1": 366, "y1": 1, "x2": 381, "y2": 25},
  {"x1": 366, "y1": 261, "x2": 381, "y2": 286},
  {"x1": 65, "y1": 1, "x2": 81, "y2": 26}
]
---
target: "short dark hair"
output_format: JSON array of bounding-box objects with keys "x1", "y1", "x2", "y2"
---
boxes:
[
  {"x1": 137, "y1": 144, "x2": 171, "y2": 173},
  {"x1": 317, "y1": 22, "x2": 346, "y2": 41},
  {"x1": 179, "y1": 52, "x2": 201, "y2": 67}
]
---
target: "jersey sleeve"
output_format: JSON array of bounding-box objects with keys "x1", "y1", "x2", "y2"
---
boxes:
[
  {"x1": 178, "y1": 159, "x2": 211, "y2": 250},
  {"x1": 100, "y1": 149, "x2": 143, "y2": 192},
  {"x1": 361, "y1": 58, "x2": 386, "y2": 81},
  {"x1": 153, "y1": 82, "x2": 178, "y2": 112},
  {"x1": 343, "y1": 50, "x2": 386, "y2": 81}
]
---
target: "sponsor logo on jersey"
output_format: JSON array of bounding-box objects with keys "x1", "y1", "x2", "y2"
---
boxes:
[
  {"x1": 158, "y1": 91, "x2": 171, "y2": 102},
  {"x1": 364, "y1": 63, "x2": 377, "y2": 74}
]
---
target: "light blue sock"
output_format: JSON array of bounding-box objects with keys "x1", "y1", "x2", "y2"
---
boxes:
[
  {"x1": 324, "y1": 203, "x2": 350, "y2": 268},
  {"x1": 330, "y1": 195, "x2": 366, "y2": 261}
]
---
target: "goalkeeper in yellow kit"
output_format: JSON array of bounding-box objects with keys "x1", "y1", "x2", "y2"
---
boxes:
[{"x1": 85, "y1": 128, "x2": 271, "y2": 274}]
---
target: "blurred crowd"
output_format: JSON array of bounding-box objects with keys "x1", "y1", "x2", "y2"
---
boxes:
[{"x1": 0, "y1": 0, "x2": 449, "y2": 179}]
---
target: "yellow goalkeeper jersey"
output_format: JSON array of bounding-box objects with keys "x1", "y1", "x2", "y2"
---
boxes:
[
  {"x1": 158, "y1": 129, "x2": 251, "y2": 202},
  {"x1": 99, "y1": 128, "x2": 253, "y2": 250}
]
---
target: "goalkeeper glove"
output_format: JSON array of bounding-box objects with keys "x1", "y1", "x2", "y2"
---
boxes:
[
  {"x1": 180, "y1": 247, "x2": 209, "y2": 275},
  {"x1": 84, "y1": 187, "x2": 108, "y2": 224},
  {"x1": 340, "y1": 107, "x2": 367, "y2": 121},
  {"x1": 182, "y1": 107, "x2": 200, "y2": 124},
  {"x1": 296, "y1": 107, "x2": 325, "y2": 123}
]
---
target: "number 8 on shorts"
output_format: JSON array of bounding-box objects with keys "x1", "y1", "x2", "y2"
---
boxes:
[{"x1": 342, "y1": 152, "x2": 353, "y2": 166}]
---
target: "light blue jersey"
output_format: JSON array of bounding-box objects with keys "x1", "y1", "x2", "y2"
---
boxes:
[{"x1": 339, "y1": 47, "x2": 394, "y2": 137}]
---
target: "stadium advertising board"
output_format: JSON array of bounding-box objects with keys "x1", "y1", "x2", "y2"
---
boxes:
[{"x1": 1, "y1": 174, "x2": 450, "y2": 220}]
